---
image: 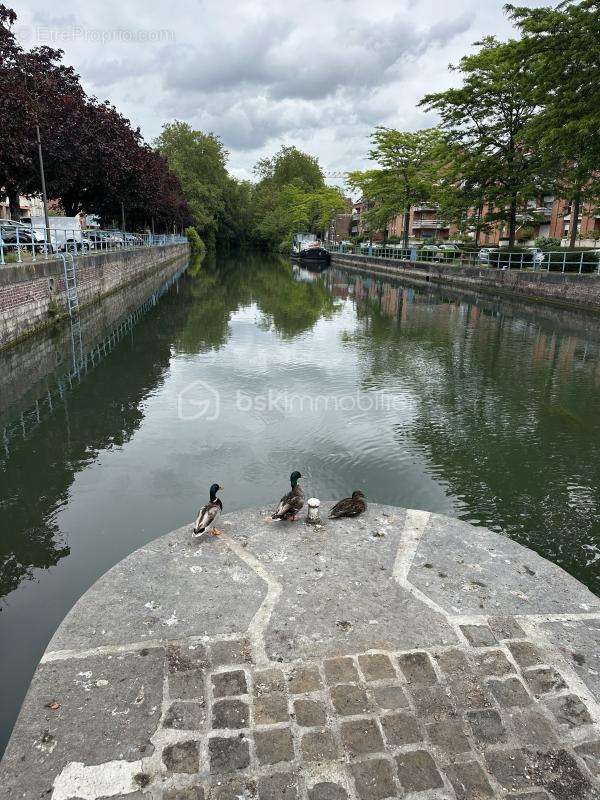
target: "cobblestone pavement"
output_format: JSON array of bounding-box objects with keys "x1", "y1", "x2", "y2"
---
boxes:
[{"x1": 2, "y1": 505, "x2": 600, "y2": 800}]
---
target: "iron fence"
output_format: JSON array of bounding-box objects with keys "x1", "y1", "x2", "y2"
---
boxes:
[
  {"x1": 326, "y1": 243, "x2": 600, "y2": 274},
  {"x1": 0, "y1": 222, "x2": 187, "y2": 266}
]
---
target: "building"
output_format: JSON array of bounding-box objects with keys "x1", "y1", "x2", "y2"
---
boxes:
[
  {"x1": 0, "y1": 194, "x2": 45, "y2": 221},
  {"x1": 387, "y1": 205, "x2": 457, "y2": 243}
]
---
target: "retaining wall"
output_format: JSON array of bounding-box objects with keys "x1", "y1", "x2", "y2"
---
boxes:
[
  {"x1": 331, "y1": 252, "x2": 600, "y2": 314},
  {"x1": 0, "y1": 243, "x2": 189, "y2": 349}
]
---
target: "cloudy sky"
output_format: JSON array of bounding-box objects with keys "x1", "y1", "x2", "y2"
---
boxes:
[{"x1": 13, "y1": 0, "x2": 537, "y2": 183}]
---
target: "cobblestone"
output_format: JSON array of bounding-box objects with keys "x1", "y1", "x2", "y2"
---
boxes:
[
  {"x1": 253, "y1": 692, "x2": 289, "y2": 725},
  {"x1": 294, "y1": 698, "x2": 327, "y2": 727},
  {"x1": 395, "y1": 749, "x2": 443, "y2": 792},
  {"x1": 349, "y1": 758, "x2": 397, "y2": 800},
  {"x1": 340, "y1": 718, "x2": 384, "y2": 757},
  {"x1": 397, "y1": 651, "x2": 437, "y2": 685},
  {"x1": 358, "y1": 654, "x2": 396, "y2": 681},
  {"x1": 380, "y1": 711, "x2": 423, "y2": 746},
  {"x1": 460, "y1": 624, "x2": 498, "y2": 647},
  {"x1": 254, "y1": 727, "x2": 294, "y2": 765},
  {"x1": 211, "y1": 670, "x2": 248, "y2": 698},
  {"x1": 300, "y1": 728, "x2": 340, "y2": 762}
]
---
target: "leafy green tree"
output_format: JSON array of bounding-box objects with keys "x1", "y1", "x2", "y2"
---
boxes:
[
  {"x1": 254, "y1": 145, "x2": 324, "y2": 191},
  {"x1": 250, "y1": 145, "x2": 343, "y2": 250},
  {"x1": 420, "y1": 38, "x2": 540, "y2": 248},
  {"x1": 507, "y1": 1, "x2": 600, "y2": 247},
  {"x1": 347, "y1": 128, "x2": 444, "y2": 248},
  {"x1": 155, "y1": 121, "x2": 229, "y2": 246}
]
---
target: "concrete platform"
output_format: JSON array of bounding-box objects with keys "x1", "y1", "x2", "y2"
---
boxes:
[{"x1": 2, "y1": 504, "x2": 600, "y2": 800}]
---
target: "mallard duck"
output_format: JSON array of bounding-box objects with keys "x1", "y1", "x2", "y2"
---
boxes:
[
  {"x1": 272, "y1": 471, "x2": 305, "y2": 521},
  {"x1": 330, "y1": 490, "x2": 367, "y2": 518},
  {"x1": 193, "y1": 483, "x2": 223, "y2": 537}
]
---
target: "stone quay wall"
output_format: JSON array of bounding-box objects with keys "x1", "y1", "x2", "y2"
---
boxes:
[
  {"x1": 0, "y1": 243, "x2": 189, "y2": 350},
  {"x1": 330, "y1": 252, "x2": 600, "y2": 314}
]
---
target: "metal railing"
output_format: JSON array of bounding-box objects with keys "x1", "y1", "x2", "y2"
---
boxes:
[
  {"x1": 0, "y1": 224, "x2": 187, "y2": 266},
  {"x1": 326, "y1": 243, "x2": 600, "y2": 274}
]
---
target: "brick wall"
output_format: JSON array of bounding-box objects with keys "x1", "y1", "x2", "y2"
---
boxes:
[{"x1": 0, "y1": 243, "x2": 189, "y2": 349}]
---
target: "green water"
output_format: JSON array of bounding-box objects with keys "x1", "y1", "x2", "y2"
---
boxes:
[{"x1": 1, "y1": 252, "x2": 600, "y2": 753}]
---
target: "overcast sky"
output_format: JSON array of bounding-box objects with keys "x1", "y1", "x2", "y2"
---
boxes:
[{"x1": 13, "y1": 0, "x2": 538, "y2": 184}]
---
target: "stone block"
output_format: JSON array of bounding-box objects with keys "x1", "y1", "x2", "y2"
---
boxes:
[
  {"x1": 308, "y1": 783, "x2": 348, "y2": 800},
  {"x1": 369, "y1": 683, "x2": 409, "y2": 711},
  {"x1": 523, "y1": 667, "x2": 567, "y2": 697},
  {"x1": 350, "y1": 759, "x2": 397, "y2": 800},
  {"x1": 397, "y1": 652, "x2": 437, "y2": 685},
  {"x1": 212, "y1": 699, "x2": 249, "y2": 729},
  {"x1": 409, "y1": 684, "x2": 455, "y2": 720},
  {"x1": 446, "y1": 761, "x2": 495, "y2": 799},
  {"x1": 209, "y1": 736, "x2": 251, "y2": 773},
  {"x1": 288, "y1": 665, "x2": 322, "y2": 694},
  {"x1": 487, "y1": 677, "x2": 532, "y2": 707},
  {"x1": 545, "y1": 694, "x2": 593, "y2": 729},
  {"x1": 163, "y1": 741, "x2": 200, "y2": 774},
  {"x1": 164, "y1": 701, "x2": 207, "y2": 730},
  {"x1": 426, "y1": 720, "x2": 471, "y2": 755},
  {"x1": 254, "y1": 727, "x2": 294, "y2": 765},
  {"x1": 300, "y1": 728, "x2": 339, "y2": 762},
  {"x1": 358, "y1": 654, "x2": 396, "y2": 681},
  {"x1": 340, "y1": 718, "x2": 384, "y2": 757},
  {"x1": 488, "y1": 617, "x2": 527, "y2": 641},
  {"x1": 252, "y1": 668, "x2": 285, "y2": 696},
  {"x1": 324, "y1": 657, "x2": 359, "y2": 684},
  {"x1": 169, "y1": 668, "x2": 206, "y2": 700},
  {"x1": 473, "y1": 649, "x2": 515, "y2": 677},
  {"x1": 380, "y1": 711, "x2": 423, "y2": 746},
  {"x1": 330, "y1": 684, "x2": 372, "y2": 716},
  {"x1": 508, "y1": 641, "x2": 545, "y2": 668},
  {"x1": 460, "y1": 625, "x2": 498, "y2": 647},
  {"x1": 256, "y1": 772, "x2": 298, "y2": 800},
  {"x1": 395, "y1": 750, "x2": 443, "y2": 792},
  {"x1": 294, "y1": 698, "x2": 327, "y2": 727},
  {"x1": 209, "y1": 777, "x2": 256, "y2": 799},
  {"x1": 253, "y1": 692, "x2": 289, "y2": 725},
  {"x1": 466, "y1": 708, "x2": 506, "y2": 744}
]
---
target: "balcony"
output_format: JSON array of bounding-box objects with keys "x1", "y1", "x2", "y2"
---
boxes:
[{"x1": 412, "y1": 220, "x2": 449, "y2": 229}]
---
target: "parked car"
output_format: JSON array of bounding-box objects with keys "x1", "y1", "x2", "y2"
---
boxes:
[
  {"x1": 0, "y1": 221, "x2": 45, "y2": 252},
  {"x1": 478, "y1": 247, "x2": 499, "y2": 264},
  {"x1": 123, "y1": 233, "x2": 143, "y2": 247},
  {"x1": 526, "y1": 247, "x2": 545, "y2": 266}
]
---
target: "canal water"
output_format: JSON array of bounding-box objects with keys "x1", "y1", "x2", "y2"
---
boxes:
[{"x1": 2, "y1": 251, "x2": 600, "y2": 754}]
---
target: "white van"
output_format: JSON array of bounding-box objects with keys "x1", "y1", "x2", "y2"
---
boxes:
[{"x1": 22, "y1": 216, "x2": 83, "y2": 252}]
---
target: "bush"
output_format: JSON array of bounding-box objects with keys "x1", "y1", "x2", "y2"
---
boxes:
[
  {"x1": 185, "y1": 227, "x2": 205, "y2": 257},
  {"x1": 534, "y1": 236, "x2": 561, "y2": 250}
]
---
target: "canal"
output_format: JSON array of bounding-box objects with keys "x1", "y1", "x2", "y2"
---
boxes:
[{"x1": 2, "y1": 251, "x2": 600, "y2": 754}]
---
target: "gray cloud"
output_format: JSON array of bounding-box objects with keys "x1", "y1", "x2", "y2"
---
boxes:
[{"x1": 17, "y1": 0, "x2": 520, "y2": 174}]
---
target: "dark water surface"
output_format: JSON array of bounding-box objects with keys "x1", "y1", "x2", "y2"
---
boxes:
[{"x1": 2, "y1": 252, "x2": 600, "y2": 754}]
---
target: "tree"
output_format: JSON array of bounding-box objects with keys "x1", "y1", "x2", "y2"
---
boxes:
[
  {"x1": 506, "y1": 1, "x2": 600, "y2": 247},
  {"x1": 347, "y1": 128, "x2": 444, "y2": 248},
  {"x1": 155, "y1": 121, "x2": 229, "y2": 246},
  {"x1": 420, "y1": 38, "x2": 540, "y2": 248},
  {"x1": 254, "y1": 146, "x2": 324, "y2": 191}
]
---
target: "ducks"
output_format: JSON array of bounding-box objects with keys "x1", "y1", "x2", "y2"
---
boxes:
[
  {"x1": 329, "y1": 490, "x2": 367, "y2": 518},
  {"x1": 191, "y1": 475, "x2": 368, "y2": 538},
  {"x1": 193, "y1": 483, "x2": 223, "y2": 537},
  {"x1": 272, "y1": 471, "x2": 305, "y2": 521}
]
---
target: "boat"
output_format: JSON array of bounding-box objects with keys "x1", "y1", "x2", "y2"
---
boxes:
[{"x1": 290, "y1": 233, "x2": 331, "y2": 266}]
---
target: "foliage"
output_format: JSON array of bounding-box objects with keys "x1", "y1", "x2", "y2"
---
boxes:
[
  {"x1": 534, "y1": 236, "x2": 561, "y2": 250},
  {"x1": 155, "y1": 122, "x2": 229, "y2": 245},
  {"x1": 250, "y1": 146, "x2": 345, "y2": 250},
  {"x1": 420, "y1": 37, "x2": 540, "y2": 248},
  {"x1": 185, "y1": 226, "x2": 205, "y2": 257},
  {"x1": 0, "y1": 5, "x2": 191, "y2": 229},
  {"x1": 507, "y1": 0, "x2": 600, "y2": 246},
  {"x1": 347, "y1": 128, "x2": 444, "y2": 248}
]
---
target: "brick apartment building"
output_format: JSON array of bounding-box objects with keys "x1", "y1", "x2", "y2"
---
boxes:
[{"x1": 352, "y1": 195, "x2": 599, "y2": 247}]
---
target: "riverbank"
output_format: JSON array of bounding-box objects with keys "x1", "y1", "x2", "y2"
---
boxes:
[
  {"x1": 0, "y1": 242, "x2": 190, "y2": 350},
  {"x1": 330, "y1": 252, "x2": 600, "y2": 315},
  {"x1": 2, "y1": 503, "x2": 600, "y2": 799}
]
